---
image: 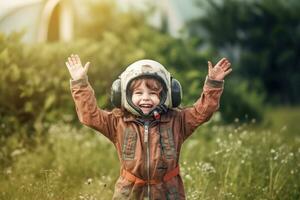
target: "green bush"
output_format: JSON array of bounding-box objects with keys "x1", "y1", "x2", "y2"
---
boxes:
[
  {"x1": 0, "y1": 124, "x2": 118, "y2": 199},
  {"x1": 188, "y1": 0, "x2": 300, "y2": 105},
  {"x1": 0, "y1": 32, "x2": 144, "y2": 165},
  {"x1": 0, "y1": 1, "x2": 265, "y2": 166}
]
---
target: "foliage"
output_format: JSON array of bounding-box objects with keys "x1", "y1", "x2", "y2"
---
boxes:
[
  {"x1": 0, "y1": 124, "x2": 117, "y2": 199},
  {"x1": 1, "y1": 1, "x2": 299, "y2": 199},
  {"x1": 76, "y1": 0, "x2": 264, "y2": 122},
  {"x1": 0, "y1": 1, "x2": 265, "y2": 165},
  {"x1": 0, "y1": 120, "x2": 299, "y2": 199},
  {"x1": 0, "y1": 31, "x2": 143, "y2": 165},
  {"x1": 188, "y1": 0, "x2": 300, "y2": 105},
  {"x1": 0, "y1": 19, "x2": 201, "y2": 165},
  {"x1": 220, "y1": 80, "x2": 264, "y2": 123},
  {"x1": 182, "y1": 122, "x2": 300, "y2": 199}
]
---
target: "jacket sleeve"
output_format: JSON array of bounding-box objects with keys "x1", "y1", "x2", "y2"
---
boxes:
[
  {"x1": 180, "y1": 76, "x2": 224, "y2": 141},
  {"x1": 70, "y1": 77, "x2": 116, "y2": 142}
]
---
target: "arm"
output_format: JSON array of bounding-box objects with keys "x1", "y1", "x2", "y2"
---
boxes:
[
  {"x1": 181, "y1": 58, "x2": 232, "y2": 140},
  {"x1": 66, "y1": 54, "x2": 116, "y2": 142}
]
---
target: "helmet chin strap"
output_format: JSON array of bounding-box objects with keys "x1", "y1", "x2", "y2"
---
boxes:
[
  {"x1": 153, "y1": 110, "x2": 160, "y2": 120},
  {"x1": 148, "y1": 104, "x2": 168, "y2": 120},
  {"x1": 133, "y1": 104, "x2": 168, "y2": 119}
]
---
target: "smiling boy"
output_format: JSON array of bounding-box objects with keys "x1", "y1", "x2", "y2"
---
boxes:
[{"x1": 66, "y1": 55, "x2": 232, "y2": 199}]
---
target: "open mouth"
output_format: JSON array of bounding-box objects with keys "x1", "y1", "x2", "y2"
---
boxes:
[
  {"x1": 139, "y1": 104, "x2": 154, "y2": 113},
  {"x1": 139, "y1": 104, "x2": 153, "y2": 108}
]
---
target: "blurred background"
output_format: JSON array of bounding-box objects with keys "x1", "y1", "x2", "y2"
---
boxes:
[{"x1": 0, "y1": 0, "x2": 299, "y2": 199}]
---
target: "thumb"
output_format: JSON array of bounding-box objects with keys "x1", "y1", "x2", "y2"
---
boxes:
[
  {"x1": 83, "y1": 62, "x2": 90, "y2": 74},
  {"x1": 208, "y1": 61, "x2": 213, "y2": 72}
]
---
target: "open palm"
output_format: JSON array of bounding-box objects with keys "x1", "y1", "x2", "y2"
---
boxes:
[
  {"x1": 208, "y1": 58, "x2": 232, "y2": 81},
  {"x1": 65, "y1": 54, "x2": 90, "y2": 80}
]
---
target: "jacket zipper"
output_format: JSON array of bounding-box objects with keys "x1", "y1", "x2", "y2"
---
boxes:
[{"x1": 144, "y1": 121, "x2": 150, "y2": 199}]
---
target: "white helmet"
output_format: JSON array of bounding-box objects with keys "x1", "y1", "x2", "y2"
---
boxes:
[{"x1": 111, "y1": 59, "x2": 182, "y2": 117}]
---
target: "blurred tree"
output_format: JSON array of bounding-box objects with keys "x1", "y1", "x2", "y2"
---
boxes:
[
  {"x1": 0, "y1": 1, "x2": 208, "y2": 164},
  {"x1": 188, "y1": 0, "x2": 300, "y2": 105},
  {"x1": 76, "y1": 1, "x2": 263, "y2": 123},
  {"x1": 0, "y1": 1, "x2": 270, "y2": 165}
]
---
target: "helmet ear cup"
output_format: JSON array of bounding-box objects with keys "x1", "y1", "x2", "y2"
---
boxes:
[
  {"x1": 171, "y1": 79, "x2": 182, "y2": 107},
  {"x1": 111, "y1": 79, "x2": 121, "y2": 108}
]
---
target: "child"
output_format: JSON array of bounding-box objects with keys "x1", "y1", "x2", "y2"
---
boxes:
[{"x1": 66, "y1": 55, "x2": 232, "y2": 200}]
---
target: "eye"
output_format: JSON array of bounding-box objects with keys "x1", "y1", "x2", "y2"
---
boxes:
[
  {"x1": 134, "y1": 91, "x2": 142, "y2": 95},
  {"x1": 149, "y1": 92, "x2": 158, "y2": 95}
]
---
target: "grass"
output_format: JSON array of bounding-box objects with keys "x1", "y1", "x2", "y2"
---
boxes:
[
  {"x1": 263, "y1": 106, "x2": 300, "y2": 136},
  {"x1": 0, "y1": 107, "x2": 299, "y2": 199}
]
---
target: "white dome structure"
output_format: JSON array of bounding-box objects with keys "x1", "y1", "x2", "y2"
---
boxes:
[
  {"x1": 0, "y1": 0, "x2": 76, "y2": 43},
  {"x1": 0, "y1": 0, "x2": 201, "y2": 42}
]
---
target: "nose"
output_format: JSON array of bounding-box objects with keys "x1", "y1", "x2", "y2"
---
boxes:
[{"x1": 141, "y1": 92, "x2": 150, "y2": 100}]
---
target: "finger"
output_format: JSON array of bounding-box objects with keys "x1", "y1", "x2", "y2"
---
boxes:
[
  {"x1": 222, "y1": 60, "x2": 229, "y2": 67},
  {"x1": 75, "y1": 54, "x2": 82, "y2": 66},
  {"x1": 222, "y1": 62, "x2": 231, "y2": 71},
  {"x1": 224, "y1": 68, "x2": 233, "y2": 76},
  {"x1": 216, "y1": 58, "x2": 227, "y2": 67},
  {"x1": 65, "y1": 61, "x2": 71, "y2": 69},
  {"x1": 71, "y1": 54, "x2": 77, "y2": 64},
  {"x1": 68, "y1": 57, "x2": 74, "y2": 66},
  {"x1": 83, "y1": 62, "x2": 90, "y2": 73},
  {"x1": 208, "y1": 61, "x2": 213, "y2": 71}
]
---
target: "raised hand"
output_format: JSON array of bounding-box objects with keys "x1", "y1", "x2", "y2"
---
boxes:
[
  {"x1": 65, "y1": 54, "x2": 90, "y2": 80},
  {"x1": 208, "y1": 58, "x2": 232, "y2": 81}
]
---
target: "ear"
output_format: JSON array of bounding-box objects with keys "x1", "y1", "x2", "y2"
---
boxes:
[
  {"x1": 171, "y1": 78, "x2": 182, "y2": 107},
  {"x1": 111, "y1": 79, "x2": 122, "y2": 107}
]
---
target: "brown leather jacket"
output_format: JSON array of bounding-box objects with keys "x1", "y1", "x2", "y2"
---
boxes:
[{"x1": 70, "y1": 77, "x2": 224, "y2": 200}]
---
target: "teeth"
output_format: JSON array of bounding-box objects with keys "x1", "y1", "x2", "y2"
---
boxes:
[{"x1": 140, "y1": 104, "x2": 152, "y2": 108}]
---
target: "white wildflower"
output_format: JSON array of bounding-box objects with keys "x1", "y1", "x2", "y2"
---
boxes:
[
  {"x1": 270, "y1": 149, "x2": 276, "y2": 154},
  {"x1": 86, "y1": 178, "x2": 93, "y2": 185},
  {"x1": 185, "y1": 174, "x2": 192, "y2": 181}
]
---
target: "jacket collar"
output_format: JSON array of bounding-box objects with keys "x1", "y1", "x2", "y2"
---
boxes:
[{"x1": 123, "y1": 113, "x2": 171, "y2": 123}]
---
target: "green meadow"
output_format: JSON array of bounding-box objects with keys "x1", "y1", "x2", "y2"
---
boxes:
[{"x1": 1, "y1": 107, "x2": 299, "y2": 200}]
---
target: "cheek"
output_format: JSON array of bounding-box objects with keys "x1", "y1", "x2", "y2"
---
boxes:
[
  {"x1": 152, "y1": 96, "x2": 160, "y2": 105},
  {"x1": 131, "y1": 95, "x2": 139, "y2": 105}
]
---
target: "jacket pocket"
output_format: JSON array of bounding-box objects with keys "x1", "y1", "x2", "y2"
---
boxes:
[
  {"x1": 122, "y1": 128, "x2": 137, "y2": 160},
  {"x1": 160, "y1": 128, "x2": 177, "y2": 160}
]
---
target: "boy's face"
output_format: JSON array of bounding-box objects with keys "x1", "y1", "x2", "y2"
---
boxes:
[{"x1": 131, "y1": 80, "x2": 160, "y2": 115}]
